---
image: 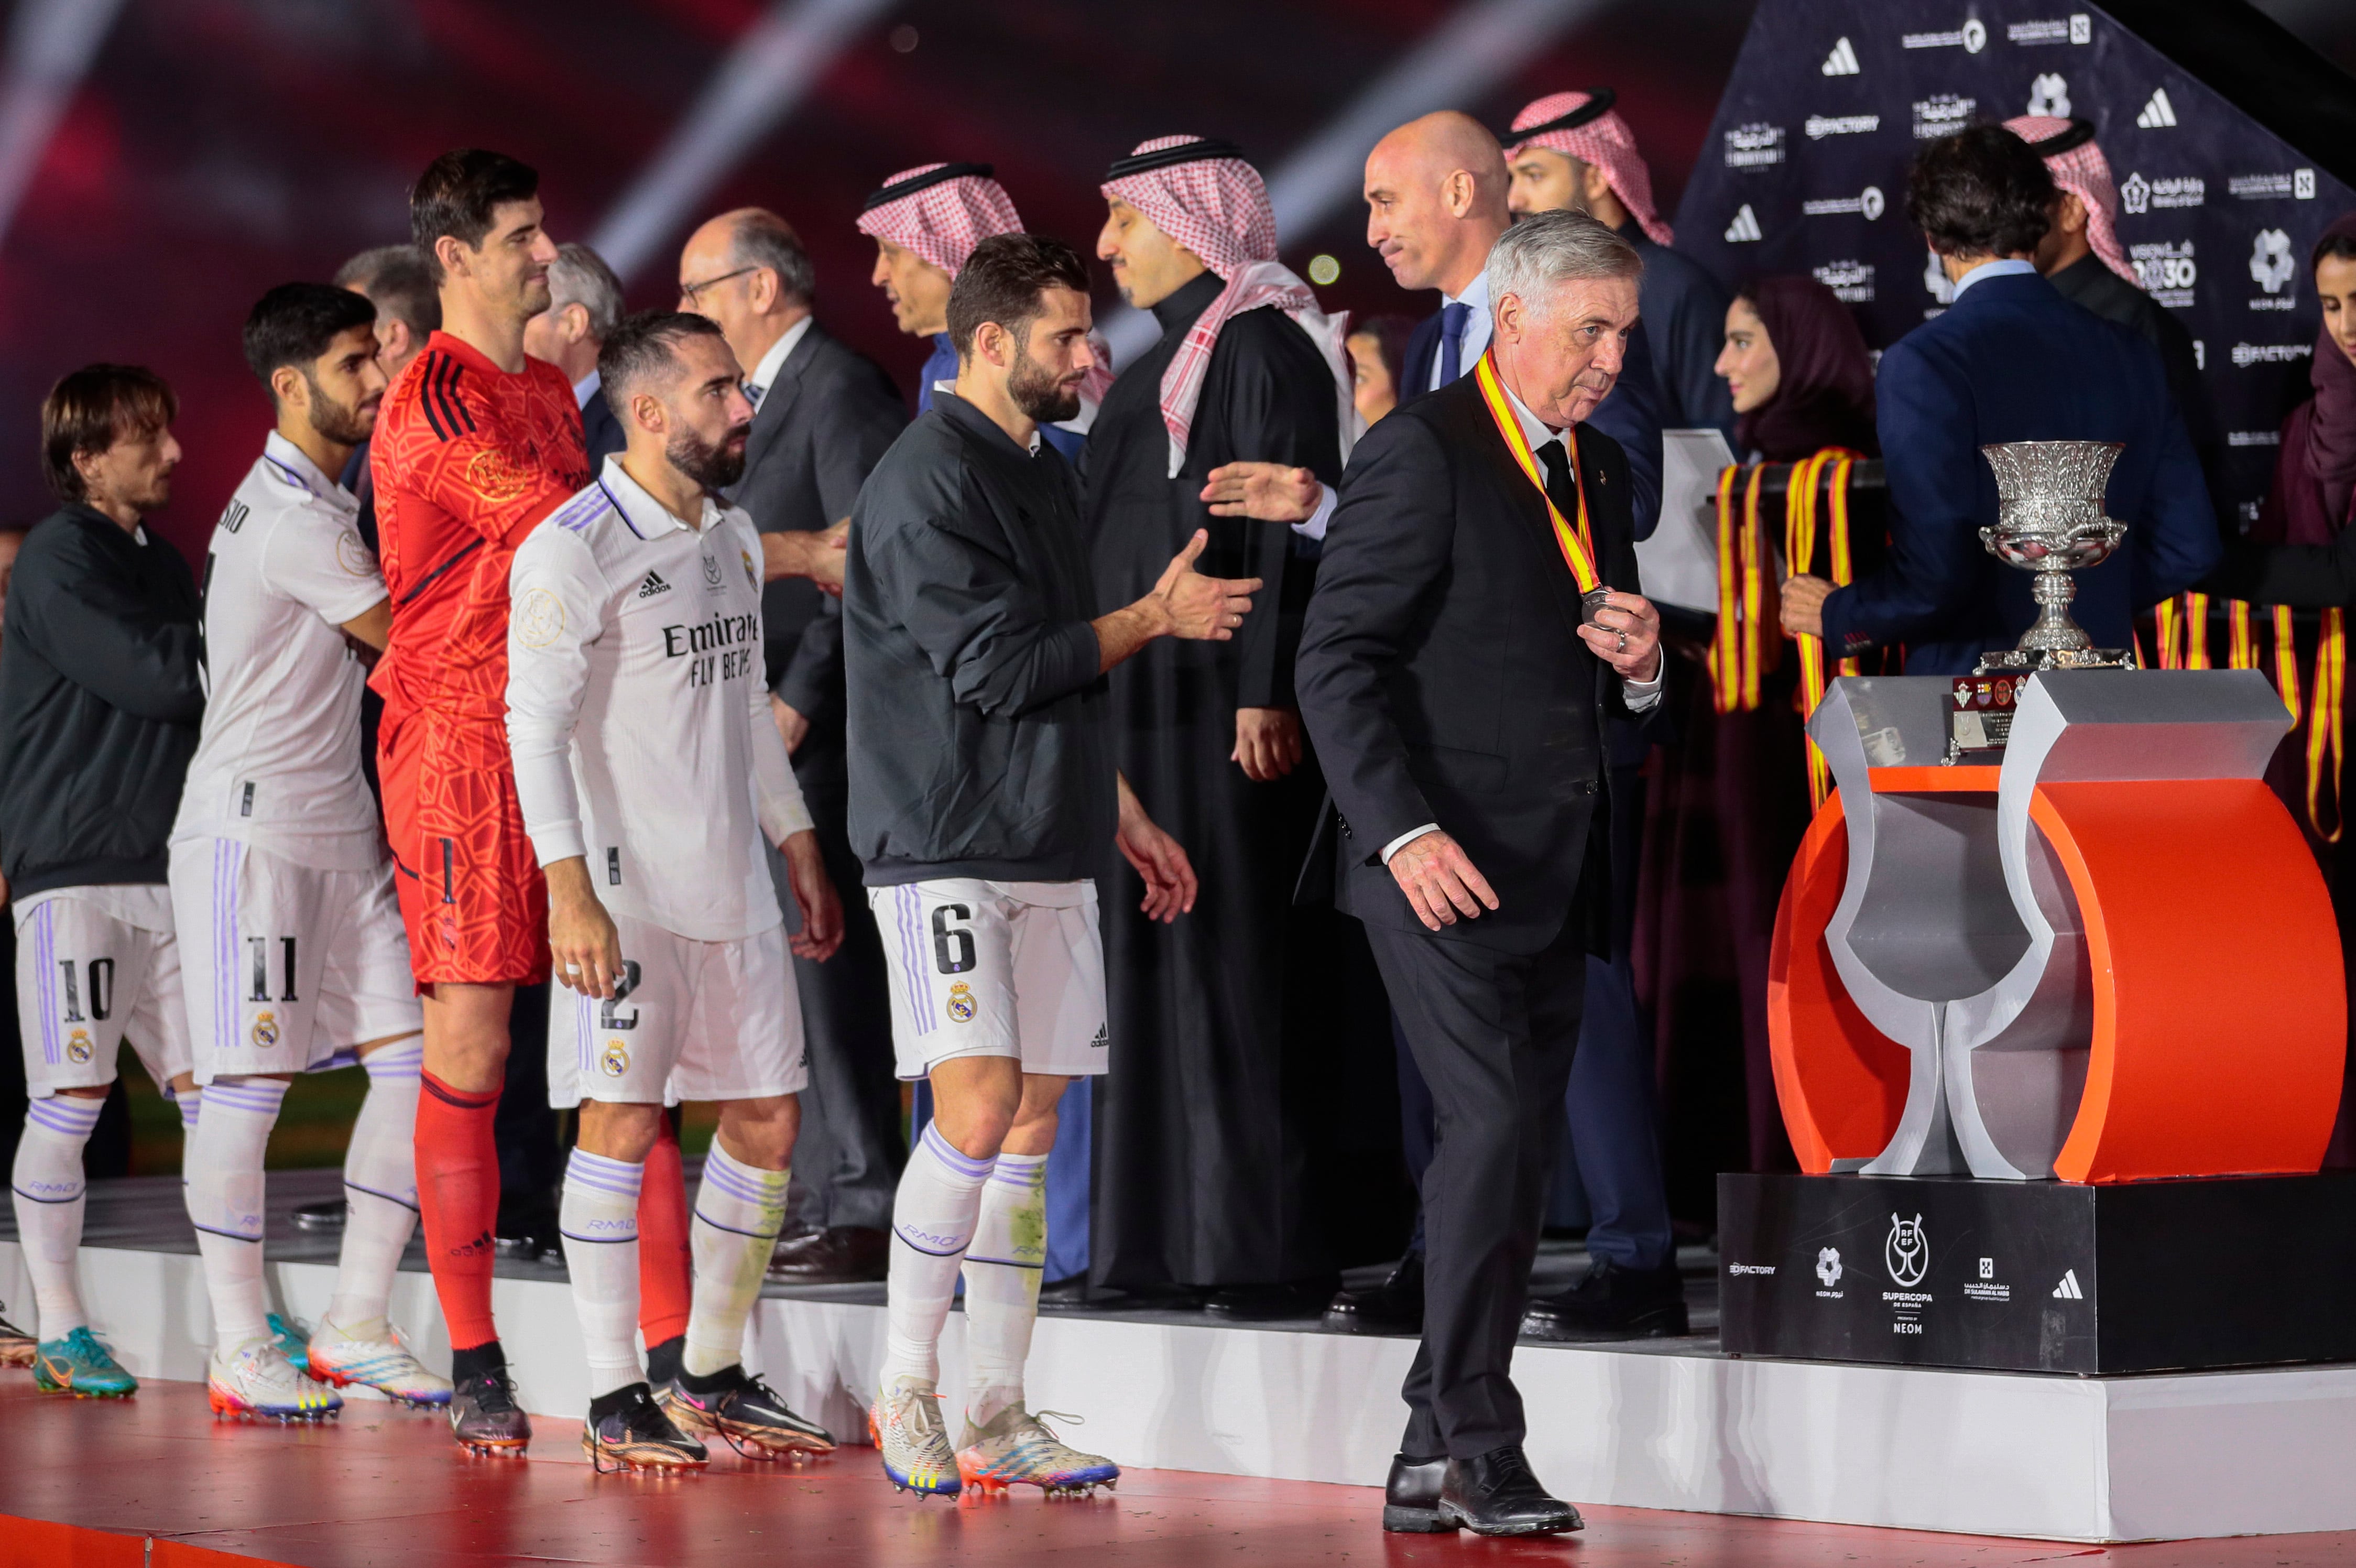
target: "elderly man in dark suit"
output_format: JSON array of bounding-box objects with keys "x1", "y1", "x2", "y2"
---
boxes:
[
  {"x1": 522, "y1": 242, "x2": 627, "y2": 465},
  {"x1": 1781, "y1": 125, "x2": 2220, "y2": 670},
  {"x1": 1298, "y1": 209, "x2": 1663, "y2": 1538},
  {"x1": 679, "y1": 207, "x2": 911, "y2": 1281}
]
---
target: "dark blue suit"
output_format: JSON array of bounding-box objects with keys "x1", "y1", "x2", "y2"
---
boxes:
[
  {"x1": 580, "y1": 385, "x2": 625, "y2": 468},
  {"x1": 1821, "y1": 269, "x2": 2221, "y2": 675},
  {"x1": 1391, "y1": 302, "x2": 1678, "y2": 1277},
  {"x1": 1404, "y1": 311, "x2": 1665, "y2": 543}
]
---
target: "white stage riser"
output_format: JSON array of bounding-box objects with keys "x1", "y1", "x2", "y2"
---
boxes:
[{"x1": 5, "y1": 1242, "x2": 2353, "y2": 1543}]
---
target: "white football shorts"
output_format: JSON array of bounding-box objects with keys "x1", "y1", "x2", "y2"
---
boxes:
[
  {"x1": 868, "y1": 877, "x2": 1108, "y2": 1082},
  {"x1": 168, "y1": 837, "x2": 423, "y2": 1083},
  {"x1": 549, "y1": 912, "x2": 808, "y2": 1108},
  {"x1": 15, "y1": 885, "x2": 192, "y2": 1097}
]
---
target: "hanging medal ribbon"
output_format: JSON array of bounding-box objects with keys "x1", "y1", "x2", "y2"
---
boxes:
[
  {"x1": 2307, "y1": 607, "x2": 2344, "y2": 844},
  {"x1": 2274, "y1": 604, "x2": 2303, "y2": 725},
  {"x1": 2227, "y1": 600, "x2": 2255, "y2": 671},
  {"x1": 1784, "y1": 447, "x2": 1864, "y2": 808},
  {"x1": 1708, "y1": 463, "x2": 1770, "y2": 714},
  {"x1": 2153, "y1": 596, "x2": 2182, "y2": 670},
  {"x1": 2182, "y1": 592, "x2": 2212, "y2": 670},
  {"x1": 1471, "y1": 349, "x2": 1600, "y2": 594}
]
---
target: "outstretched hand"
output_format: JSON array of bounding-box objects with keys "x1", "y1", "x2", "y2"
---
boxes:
[
  {"x1": 1154, "y1": 529, "x2": 1261, "y2": 641},
  {"x1": 1201, "y1": 462, "x2": 1321, "y2": 522}
]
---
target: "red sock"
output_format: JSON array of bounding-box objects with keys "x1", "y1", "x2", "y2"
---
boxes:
[
  {"x1": 638, "y1": 1120, "x2": 693, "y2": 1347},
  {"x1": 416, "y1": 1071, "x2": 501, "y2": 1352}
]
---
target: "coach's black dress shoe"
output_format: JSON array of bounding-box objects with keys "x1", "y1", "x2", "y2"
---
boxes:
[
  {"x1": 1521, "y1": 1257, "x2": 1689, "y2": 1341},
  {"x1": 1380, "y1": 1453, "x2": 1452, "y2": 1533},
  {"x1": 1439, "y1": 1444, "x2": 1584, "y2": 1536},
  {"x1": 1323, "y1": 1254, "x2": 1423, "y2": 1334}
]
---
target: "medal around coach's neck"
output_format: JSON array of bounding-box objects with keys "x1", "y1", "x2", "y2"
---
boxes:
[{"x1": 1973, "y1": 439, "x2": 2134, "y2": 676}]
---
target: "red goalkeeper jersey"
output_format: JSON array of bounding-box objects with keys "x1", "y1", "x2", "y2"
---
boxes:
[{"x1": 369, "y1": 331, "x2": 590, "y2": 726}]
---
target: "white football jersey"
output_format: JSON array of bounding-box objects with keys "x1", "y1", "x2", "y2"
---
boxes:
[
  {"x1": 171, "y1": 433, "x2": 390, "y2": 873},
  {"x1": 506, "y1": 455, "x2": 813, "y2": 943}
]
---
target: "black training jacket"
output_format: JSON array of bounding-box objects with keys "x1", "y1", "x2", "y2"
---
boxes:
[
  {"x1": 843, "y1": 393, "x2": 1114, "y2": 886},
  {"x1": 0, "y1": 504, "x2": 203, "y2": 898}
]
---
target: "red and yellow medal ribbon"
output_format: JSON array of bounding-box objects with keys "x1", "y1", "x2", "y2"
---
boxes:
[
  {"x1": 2307, "y1": 607, "x2": 2344, "y2": 843},
  {"x1": 1784, "y1": 448, "x2": 1863, "y2": 807},
  {"x1": 2182, "y1": 591, "x2": 2212, "y2": 670},
  {"x1": 2153, "y1": 596, "x2": 2182, "y2": 670},
  {"x1": 2274, "y1": 605, "x2": 2303, "y2": 725},
  {"x1": 1471, "y1": 350, "x2": 1599, "y2": 595},
  {"x1": 1708, "y1": 462, "x2": 1770, "y2": 713},
  {"x1": 2227, "y1": 600, "x2": 2255, "y2": 671}
]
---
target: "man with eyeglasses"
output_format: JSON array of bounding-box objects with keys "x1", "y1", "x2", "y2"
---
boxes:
[{"x1": 677, "y1": 209, "x2": 910, "y2": 1286}]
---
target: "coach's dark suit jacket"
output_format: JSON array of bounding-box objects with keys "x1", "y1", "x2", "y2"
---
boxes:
[
  {"x1": 732, "y1": 320, "x2": 908, "y2": 726},
  {"x1": 1820, "y1": 269, "x2": 2221, "y2": 675},
  {"x1": 1297, "y1": 372, "x2": 1641, "y2": 956}
]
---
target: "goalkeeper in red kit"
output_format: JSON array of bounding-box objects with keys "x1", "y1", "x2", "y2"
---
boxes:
[{"x1": 371, "y1": 150, "x2": 692, "y2": 1453}]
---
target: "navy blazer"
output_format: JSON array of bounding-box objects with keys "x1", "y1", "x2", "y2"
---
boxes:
[
  {"x1": 1404, "y1": 309, "x2": 1665, "y2": 543},
  {"x1": 1821, "y1": 270, "x2": 2220, "y2": 675}
]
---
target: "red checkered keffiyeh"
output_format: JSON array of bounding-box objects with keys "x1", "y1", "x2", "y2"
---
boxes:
[
  {"x1": 1102, "y1": 135, "x2": 1357, "y2": 477},
  {"x1": 855, "y1": 161, "x2": 1022, "y2": 279},
  {"x1": 1505, "y1": 91, "x2": 1673, "y2": 245},
  {"x1": 2005, "y1": 115, "x2": 2138, "y2": 286}
]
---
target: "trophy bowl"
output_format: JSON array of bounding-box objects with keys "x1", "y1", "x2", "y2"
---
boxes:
[{"x1": 1974, "y1": 439, "x2": 2132, "y2": 672}]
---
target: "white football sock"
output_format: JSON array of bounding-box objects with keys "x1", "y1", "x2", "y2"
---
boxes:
[
  {"x1": 560, "y1": 1146, "x2": 643, "y2": 1399},
  {"x1": 184, "y1": 1075, "x2": 288, "y2": 1349},
  {"x1": 329, "y1": 1038, "x2": 422, "y2": 1336},
  {"x1": 10, "y1": 1095, "x2": 103, "y2": 1338},
  {"x1": 880, "y1": 1120, "x2": 992, "y2": 1390},
  {"x1": 683, "y1": 1141, "x2": 790, "y2": 1378},
  {"x1": 963, "y1": 1150, "x2": 1048, "y2": 1429}
]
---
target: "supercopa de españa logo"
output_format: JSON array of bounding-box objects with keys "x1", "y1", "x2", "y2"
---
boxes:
[
  {"x1": 946, "y1": 982, "x2": 977, "y2": 1024},
  {"x1": 1885, "y1": 1214, "x2": 1929, "y2": 1287}
]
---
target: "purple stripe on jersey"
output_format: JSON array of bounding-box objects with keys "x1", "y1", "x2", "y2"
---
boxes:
[
  {"x1": 920, "y1": 1120, "x2": 995, "y2": 1181},
  {"x1": 550, "y1": 488, "x2": 605, "y2": 535}
]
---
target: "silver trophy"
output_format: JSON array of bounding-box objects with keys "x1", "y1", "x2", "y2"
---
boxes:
[{"x1": 1973, "y1": 439, "x2": 2133, "y2": 674}]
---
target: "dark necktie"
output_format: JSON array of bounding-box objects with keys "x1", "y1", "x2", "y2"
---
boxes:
[
  {"x1": 1437, "y1": 300, "x2": 1472, "y2": 388},
  {"x1": 1535, "y1": 435, "x2": 1581, "y2": 527}
]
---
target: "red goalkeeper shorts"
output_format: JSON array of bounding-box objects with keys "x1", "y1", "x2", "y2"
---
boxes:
[{"x1": 379, "y1": 709, "x2": 549, "y2": 989}]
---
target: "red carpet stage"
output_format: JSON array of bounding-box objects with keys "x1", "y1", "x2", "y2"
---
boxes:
[{"x1": 9, "y1": 1378, "x2": 2356, "y2": 1568}]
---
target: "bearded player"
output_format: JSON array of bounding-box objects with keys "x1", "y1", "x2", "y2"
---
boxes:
[
  {"x1": 510, "y1": 311, "x2": 844, "y2": 1469},
  {"x1": 168, "y1": 284, "x2": 449, "y2": 1423},
  {"x1": 369, "y1": 149, "x2": 604, "y2": 1454}
]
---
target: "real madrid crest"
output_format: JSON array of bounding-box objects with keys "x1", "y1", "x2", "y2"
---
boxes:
[
  {"x1": 601, "y1": 1039, "x2": 630, "y2": 1077},
  {"x1": 250, "y1": 1010, "x2": 281, "y2": 1049},
  {"x1": 946, "y1": 983, "x2": 977, "y2": 1024},
  {"x1": 739, "y1": 548, "x2": 757, "y2": 590},
  {"x1": 66, "y1": 1027, "x2": 93, "y2": 1064}
]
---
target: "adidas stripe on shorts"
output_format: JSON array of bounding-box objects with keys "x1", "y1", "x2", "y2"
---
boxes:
[
  {"x1": 14, "y1": 885, "x2": 192, "y2": 1097},
  {"x1": 868, "y1": 877, "x2": 1108, "y2": 1082}
]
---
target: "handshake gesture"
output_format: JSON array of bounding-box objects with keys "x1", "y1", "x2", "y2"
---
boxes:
[{"x1": 1093, "y1": 528, "x2": 1261, "y2": 671}]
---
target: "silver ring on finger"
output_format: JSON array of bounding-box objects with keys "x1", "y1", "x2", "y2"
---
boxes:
[{"x1": 1617, "y1": 631, "x2": 1628, "y2": 653}]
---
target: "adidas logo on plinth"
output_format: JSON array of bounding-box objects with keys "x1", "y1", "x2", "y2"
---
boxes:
[
  {"x1": 2137, "y1": 88, "x2": 2177, "y2": 128},
  {"x1": 1822, "y1": 35, "x2": 1860, "y2": 75},
  {"x1": 637, "y1": 571, "x2": 671, "y2": 598},
  {"x1": 2053, "y1": 1269, "x2": 2085, "y2": 1300},
  {"x1": 1725, "y1": 204, "x2": 1763, "y2": 243}
]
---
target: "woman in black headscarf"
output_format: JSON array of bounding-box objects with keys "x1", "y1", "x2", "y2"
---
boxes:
[{"x1": 1716, "y1": 275, "x2": 1881, "y2": 463}]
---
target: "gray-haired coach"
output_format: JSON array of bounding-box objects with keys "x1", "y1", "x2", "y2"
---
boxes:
[{"x1": 1296, "y1": 210, "x2": 1663, "y2": 1540}]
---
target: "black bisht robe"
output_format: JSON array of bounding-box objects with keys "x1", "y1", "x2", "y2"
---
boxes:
[{"x1": 1084, "y1": 270, "x2": 1401, "y2": 1291}]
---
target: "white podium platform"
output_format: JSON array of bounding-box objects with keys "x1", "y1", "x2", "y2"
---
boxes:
[{"x1": 6, "y1": 1236, "x2": 2352, "y2": 1544}]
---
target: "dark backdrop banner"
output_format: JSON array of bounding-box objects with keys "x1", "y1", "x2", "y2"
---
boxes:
[{"x1": 1672, "y1": 0, "x2": 2356, "y2": 525}]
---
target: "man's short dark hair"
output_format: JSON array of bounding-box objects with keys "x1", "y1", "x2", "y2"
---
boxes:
[
  {"x1": 334, "y1": 244, "x2": 441, "y2": 335},
  {"x1": 41, "y1": 365, "x2": 177, "y2": 504},
  {"x1": 243, "y1": 283, "x2": 378, "y2": 400},
  {"x1": 726, "y1": 211, "x2": 816, "y2": 307},
  {"x1": 1909, "y1": 124, "x2": 2056, "y2": 259},
  {"x1": 410, "y1": 149, "x2": 540, "y2": 280},
  {"x1": 598, "y1": 310, "x2": 730, "y2": 407},
  {"x1": 947, "y1": 234, "x2": 1090, "y2": 358}
]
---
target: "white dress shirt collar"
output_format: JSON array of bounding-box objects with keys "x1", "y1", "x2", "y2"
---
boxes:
[
  {"x1": 746, "y1": 313, "x2": 816, "y2": 401},
  {"x1": 572, "y1": 367, "x2": 601, "y2": 410}
]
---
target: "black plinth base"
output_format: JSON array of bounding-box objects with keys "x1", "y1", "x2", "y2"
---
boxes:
[{"x1": 1717, "y1": 1171, "x2": 2356, "y2": 1375}]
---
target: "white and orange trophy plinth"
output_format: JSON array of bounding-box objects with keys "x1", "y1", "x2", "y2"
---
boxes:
[{"x1": 1769, "y1": 668, "x2": 2343, "y2": 1183}]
